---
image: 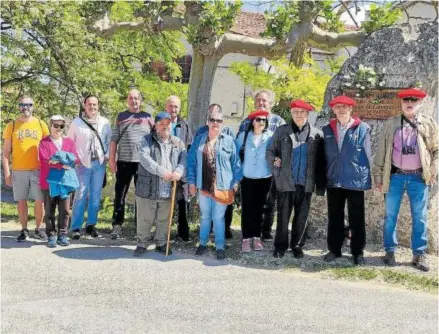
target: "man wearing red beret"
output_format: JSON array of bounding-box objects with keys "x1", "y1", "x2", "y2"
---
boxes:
[
  {"x1": 322, "y1": 95, "x2": 372, "y2": 265},
  {"x1": 373, "y1": 88, "x2": 438, "y2": 272},
  {"x1": 266, "y1": 99, "x2": 325, "y2": 258},
  {"x1": 238, "y1": 90, "x2": 286, "y2": 240}
]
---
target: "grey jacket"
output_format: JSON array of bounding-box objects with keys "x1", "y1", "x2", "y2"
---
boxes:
[
  {"x1": 266, "y1": 122, "x2": 325, "y2": 195},
  {"x1": 136, "y1": 133, "x2": 186, "y2": 200}
]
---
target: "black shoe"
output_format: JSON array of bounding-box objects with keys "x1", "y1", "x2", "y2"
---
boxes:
[
  {"x1": 133, "y1": 246, "x2": 147, "y2": 257},
  {"x1": 216, "y1": 249, "x2": 226, "y2": 260},
  {"x1": 273, "y1": 250, "x2": 285, "y2": 258},
  {"x1": 177, "y1": 234, "x2": 190, "y2": 242},
  {"x1": 34, "y1": 228, "x2": 48, "y2": 241},
  {"x1": 412, "y1": 255, "x2": 429, "y2": 272},
  {"x1": 383, "y1": 252, "x2": 396, "y2": 266},
  {"x1": 195, "y1": 245, "x2": 207, "y2": 256},
  {"x1": 292, "y1": 247, "x2": 304, "y2": 259},
  {"x1": 111, "y1": 225, "x2": 122, "y2": 240},
  {"x1": 225, "y1": 229, "x2": 233, "y2": 240},
  {"x1": 353, "y1": 255, "x2": 365, "y2": 266},
  {"x1": 156, "y1": 244, "x2": 172, "y2": 255},
  {"x1": 262, "y1": 231, "x2": 273, "y2": 241},
  {"x1": 17, "y1": 229, "x2": 30, "y2": 242},
  {"x1": 71, "y1": 229, "x2": 81, "y2": 240},
  {"x1": 324, "y1": 252, "x2": 341, "y2": 262},
  {"x1": 85, "y1": 225, "x2": 99, "y2": 238}
]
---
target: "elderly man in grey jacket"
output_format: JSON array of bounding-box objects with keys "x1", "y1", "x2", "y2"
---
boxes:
[{"x1": 134, "y1": 112, "x2": 186, "y2": 257}]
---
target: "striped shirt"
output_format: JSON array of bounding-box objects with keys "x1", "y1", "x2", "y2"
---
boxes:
[{"x1": 111, "y1": 110, "x2": 154, "y2": 162}]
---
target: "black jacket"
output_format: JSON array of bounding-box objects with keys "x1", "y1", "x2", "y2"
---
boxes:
[{"x1": 266, "y1": 121, "x2": 325, "y2": 195}]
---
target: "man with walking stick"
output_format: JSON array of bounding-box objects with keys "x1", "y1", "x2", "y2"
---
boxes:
[{"x1": 133, "y1": 112, "x2": 186, "y2": 257}]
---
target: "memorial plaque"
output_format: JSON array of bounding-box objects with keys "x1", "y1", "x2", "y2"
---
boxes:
[{"x1": 343, "y1": 89, "x2": 401, "y2": 120}]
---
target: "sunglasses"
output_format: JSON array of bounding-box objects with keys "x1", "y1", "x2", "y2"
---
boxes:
[
  {"x1": 19, "y1": 103, "x2": 33, "y2": 108},
  {"x1": 52, "y1": 124, "x2": 65, "y2": 129},
  {"x1": 209, "y1": 118, "x2": 223, "y2": 124},
  {"x1": 402, "y1": 97, "x2": 420, "y2": 103},
  {"x1": 254, "y1": 117, "x2": 267, "y2": 123}
]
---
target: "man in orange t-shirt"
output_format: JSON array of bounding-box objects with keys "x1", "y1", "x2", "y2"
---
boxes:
[{"x1": 2, "y1": 96, "x2": 50, "y2": 242}]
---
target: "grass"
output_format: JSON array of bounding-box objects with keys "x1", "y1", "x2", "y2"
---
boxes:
[{"x1": 327, "y1": 267, "x2": 438, "y2": 293}]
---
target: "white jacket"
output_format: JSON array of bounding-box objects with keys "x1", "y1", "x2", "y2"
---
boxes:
[{"x1": 67, "y1": 116, "x2": 112, "y2": 168}]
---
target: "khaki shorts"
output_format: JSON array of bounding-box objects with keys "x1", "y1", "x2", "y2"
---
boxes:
[{"x1": 11, "y1": 170, "x2": 43, "y2": 201}]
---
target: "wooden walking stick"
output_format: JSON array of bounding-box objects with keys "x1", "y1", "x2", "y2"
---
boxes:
[{"x1": 166, "y1": 180, "x2": 177, "y2": 256}]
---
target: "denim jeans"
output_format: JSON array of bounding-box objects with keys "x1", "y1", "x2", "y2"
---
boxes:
[
  {"x1": 384, "y1": 173, "x2": 429, "y2": 255},
  {"x1": 71, "y1": 161, "x2": 106, "y2": 230},
  {"x1": 199, "y1": 192, "x2": 227, "y2": 250}
]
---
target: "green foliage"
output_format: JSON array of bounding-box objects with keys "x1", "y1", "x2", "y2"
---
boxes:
[
  {"x1": 230, "y1": 56, "x2": 334, "y2": 117},
  {"x1": 185, "y1": 1, "x2": 242, "y2": 46},
  {"x1": 262, "y1": 1, "x2": 299, "y2": 40},
  {"x1": 317, "y1": 0, "x2": 345, "y2": 32},
  {"x1": 324, "y1": 56, "x2": 347, "y2": 75},
  {"x1": 1, "y1": 0, "x2": 187, "y2": 126},
  {"x1": 362, "y1": 3, "x2": 401, "y2": 35}
]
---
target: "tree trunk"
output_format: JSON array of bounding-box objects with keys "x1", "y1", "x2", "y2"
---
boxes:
[{"x1": 187, "y1": 50, "x2": 221, "y2": 131}]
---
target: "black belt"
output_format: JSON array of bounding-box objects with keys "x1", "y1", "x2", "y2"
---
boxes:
[{"x1": 391, "y1": 165, "x2": 422, "y2": 174}]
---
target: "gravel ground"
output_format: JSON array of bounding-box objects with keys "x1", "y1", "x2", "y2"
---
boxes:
[{"x1": 1, "y1": 223, "x2": 438, "y2": 334}]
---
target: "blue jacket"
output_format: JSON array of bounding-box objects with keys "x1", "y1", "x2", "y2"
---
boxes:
[
  {"x1": 322, "y1": 118, "x2": 371, "y2": 191},
  {"x1": 46, "y1": 151, "x2": 79, "y2": 198},
  {"x1": 236, "y1": 130, "x2": 273, "y2": 179},
  {"x1": 187, "y1": 132, "x2": 242, "y2": 190}
]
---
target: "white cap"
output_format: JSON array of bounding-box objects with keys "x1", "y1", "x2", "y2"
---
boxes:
[{"x1": 50, "y1": 115, "x2": 65, "y2": 122}]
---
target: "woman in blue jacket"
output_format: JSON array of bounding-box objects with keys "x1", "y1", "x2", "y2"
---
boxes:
[
  {"x1": 236, "y1": 110, "x2": 273, "y2": 253},
  {"x1": 187, "y1": 108, "x2": 242, "y2": 260}
]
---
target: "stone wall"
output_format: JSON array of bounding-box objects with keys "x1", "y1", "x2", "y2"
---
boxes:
[{"x1": 311, "y1": 22, "x2": 438, "y2": 254}]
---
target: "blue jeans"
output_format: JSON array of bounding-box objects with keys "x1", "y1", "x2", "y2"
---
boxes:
[
  {"x1": 71, "y1": 161, "x2": 106, "y2": 230},
  {"x1": 384, "y1": 173, "x2": 429, "y2": 255},
  {"x1": 198, "y1": 192, "x2": 227, "y2": 250}
]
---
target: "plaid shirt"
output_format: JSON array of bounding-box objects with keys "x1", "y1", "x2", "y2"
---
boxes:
[{"x1": 237, "y1": 113, "x2": 286, "y2": 137}]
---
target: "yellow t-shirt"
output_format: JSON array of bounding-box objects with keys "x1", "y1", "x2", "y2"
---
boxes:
[{"x1": 2, "y1": 118, "x2": 50, "y2": 170}]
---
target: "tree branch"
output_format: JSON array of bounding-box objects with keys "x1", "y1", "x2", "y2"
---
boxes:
[
  {"x1": 93, "y1": 16, "x2": 184, "y2": 38},
  {"x1": 220, "y1": 33, "x2": 286, "y2": 59},
  {"x1": 308, "y1": 23, "x2": 367, "y2": 50},
  {"x1": 1, "y1": 72, "x2": 35, "y2": 86}
]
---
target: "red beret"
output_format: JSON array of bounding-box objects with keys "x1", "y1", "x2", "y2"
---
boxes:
[
  {"x1": 290, "y1": 99, "x2": 314, "y2": 111},
  {"x1": 248, "y1": 110, "x2": 269, "y2": 120},
  {"x1": 396, "y1": 88, "x2": 427, "y2": 99},
  {"x1": 329, "y1": 95, "x2": 356, "y2": 107}
]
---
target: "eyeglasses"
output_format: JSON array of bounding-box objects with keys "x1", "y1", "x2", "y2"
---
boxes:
[
  {"x1": 402, "y1": 97, "x2": 420, "y2": 103},
  {"x1": 52, "y1": 124, "x2": 65, "y2": 129},
  {"x1": 209, "y1": 118, "x2": 223, "y2": 124},
  {"x1": 19, "y1": 103, "x2": 33, "y2": 108},
  {"x1": 254, "y1": 117, "x2": 267, "y2": 123}
]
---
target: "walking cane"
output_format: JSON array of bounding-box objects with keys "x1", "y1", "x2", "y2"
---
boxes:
[{"x1": 166, "y1": 180, "x2": 177, "y2": 256}]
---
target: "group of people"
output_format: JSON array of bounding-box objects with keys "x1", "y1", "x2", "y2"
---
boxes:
[{"x1": 2, "y1": 88, "x2": 437, "y2": 271}]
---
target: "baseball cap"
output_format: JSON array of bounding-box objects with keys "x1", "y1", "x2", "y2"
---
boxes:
[{"x1": 155, "y1": 112, "x2": 171, "y2": 123}]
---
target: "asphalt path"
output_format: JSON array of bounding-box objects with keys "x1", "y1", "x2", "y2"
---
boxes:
[{"x1": 1, "y1": 228, "x2": 437, "y2": 334}]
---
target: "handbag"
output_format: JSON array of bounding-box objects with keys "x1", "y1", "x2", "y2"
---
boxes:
[
  {"x1": 213, "y1": 184, "x2": 235, "y2": 205},
  {"x1": 80, "y1": 116, "x2": 108, "y2": 188}
]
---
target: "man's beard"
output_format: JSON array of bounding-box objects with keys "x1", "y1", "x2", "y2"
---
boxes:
[{"x1": 21, "y1": 110, "x2": 31, "y2": 117}]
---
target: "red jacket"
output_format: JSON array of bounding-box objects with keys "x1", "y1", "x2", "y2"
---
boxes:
[{"x1": 38, "y1": 136, "x2": 79, "y2": 190}]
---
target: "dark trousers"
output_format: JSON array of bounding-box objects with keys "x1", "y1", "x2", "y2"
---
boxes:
[
  {"x1": 241, "y1": 177, "x2": 272, "y2": 239},
  {"x1": 327, "y1": 188, "x2": 366, "y2": 256},
  {"x1": 177, "y1": 198, "x2": 189, "y2": 239},
  {"x1": 43, "y1": 190, "x2": 70, "y2": 237},
  {"x1": 112, "y1": 161, "x2": 138, "y2": 226},
  {"x1": 274, "y1": 185, "x2": 312, "y2": 252},
  {"x1": 261, "y1": 178, "x2": 276, "y2": 234}
]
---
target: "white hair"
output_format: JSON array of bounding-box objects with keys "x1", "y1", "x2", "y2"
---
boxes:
[{"x1": 254, "y1": 89, "x2": 275, "y2": 104}]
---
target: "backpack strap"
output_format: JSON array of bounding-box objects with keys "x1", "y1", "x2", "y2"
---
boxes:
[
  {"x1": 239, "y1": 130, "x2": 250, "y2": 162},
  {"x1": 80, "y1": 116, "x2": 107, "y2": 154}
]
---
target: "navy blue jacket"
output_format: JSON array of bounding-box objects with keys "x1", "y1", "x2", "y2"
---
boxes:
[{"x1": 322, "y1": 118, "x2": 371, "y2": 191}]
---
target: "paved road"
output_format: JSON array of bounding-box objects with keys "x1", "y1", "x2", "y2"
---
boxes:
[{"x1": 1, "y1": 228, "x2": 437, "y2": 334}]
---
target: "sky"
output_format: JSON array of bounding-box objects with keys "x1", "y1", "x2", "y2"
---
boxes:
[{"x1": 241, "y1": 0, "x2": 372, "y2": 26}]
